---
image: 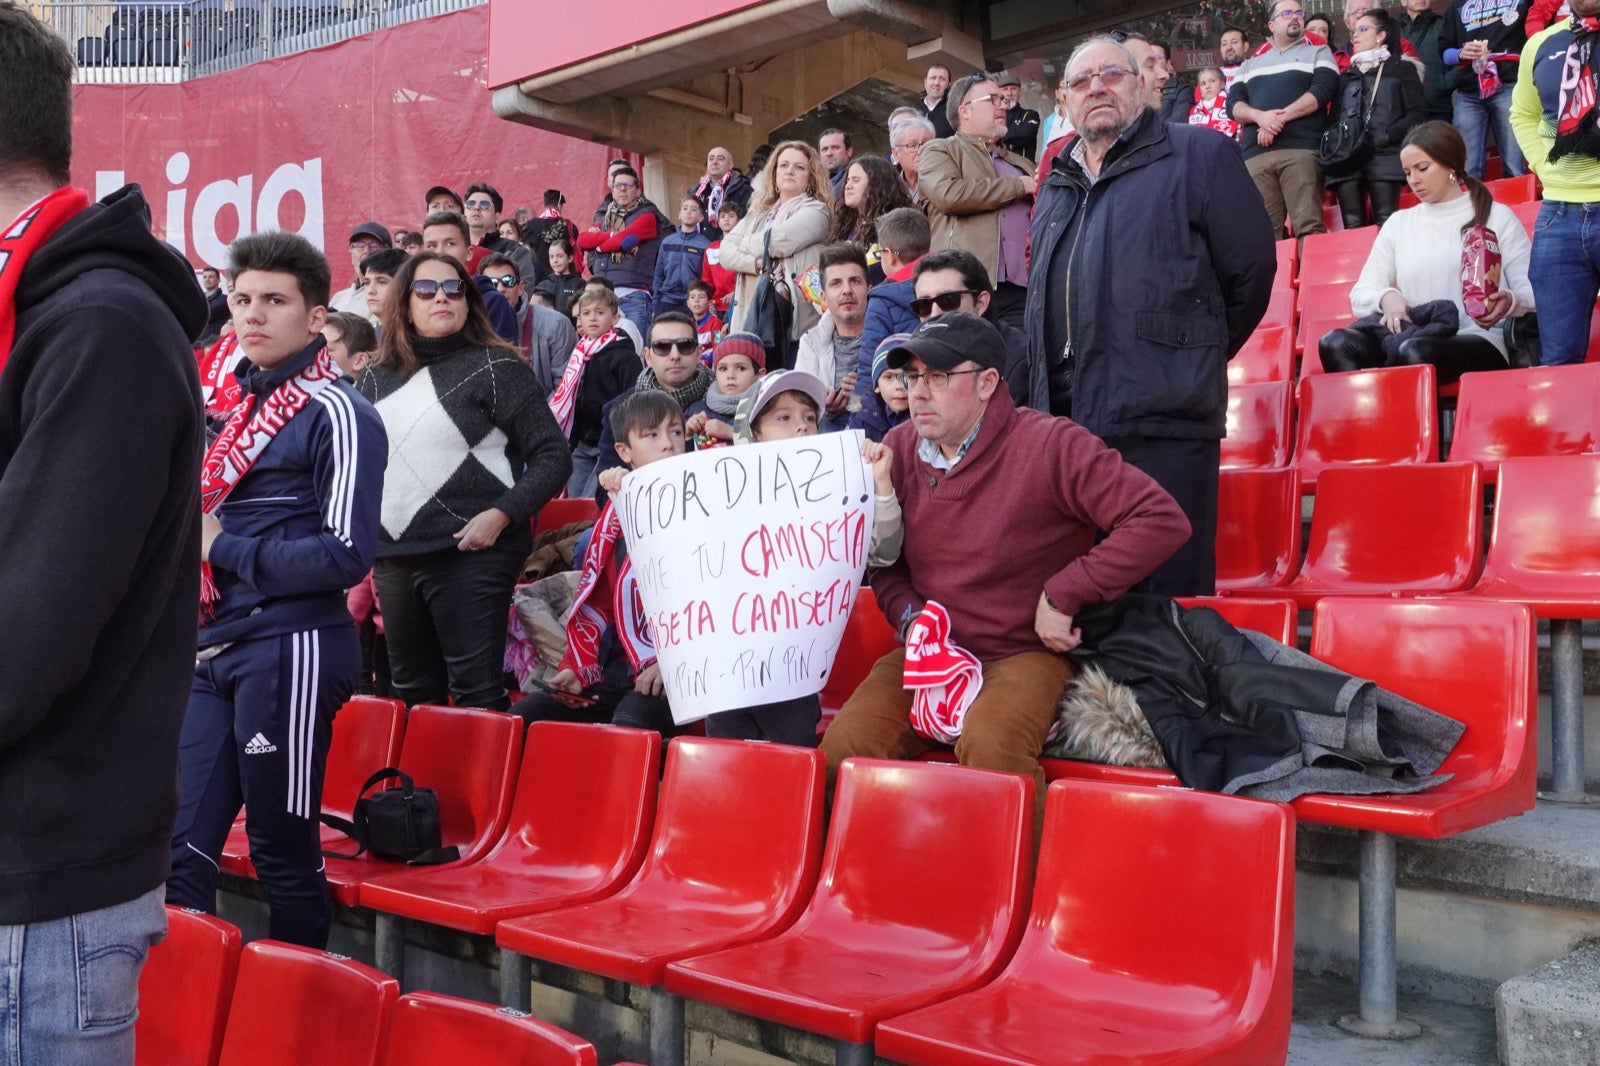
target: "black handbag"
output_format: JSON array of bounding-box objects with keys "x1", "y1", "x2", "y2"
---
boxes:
[
  {"x1": 1318, "y1": 65, "x2": 1385, "y2": 172},
  {"x1": 744, "y1": 229, "x2": 795, "y2": 370},
  {"x1": 320, "y1": 767, "x2": 459, "y2": 865}
]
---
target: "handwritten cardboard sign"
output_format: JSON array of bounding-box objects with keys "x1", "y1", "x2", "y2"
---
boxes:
[{"x1": 615, "y1": 432, "x2": 873, "y2": 722}]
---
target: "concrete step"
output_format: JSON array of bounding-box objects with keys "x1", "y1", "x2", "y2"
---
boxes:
[{"x1": 1497, "y1": 941, "x2": 1600, "y2": 1066}]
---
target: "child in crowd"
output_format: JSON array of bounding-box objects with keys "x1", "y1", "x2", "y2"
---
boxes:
[
  {"x1": 852, "y1": 333, "x2": 912, "y2": 443},
  {"x1": 542, "y1": 238, "x2": 586, "y2": 323},
  {"x1": 360, "y1": 247, "x2": 408, "y2": 327},
  {"x1": 653, "y1": 196, "x2": 711, "y2": 319},
  {"x1": 701, "y1": 201, "x2": 743, "y2": 318},
  {"x1": 510, "y1": 391, "x2": 685, "y2": 735},
  {"x1": 687, "y1": 279, "x2": 723, "y2": 358},
  {"x1": 550, "y1": 287, "x2": 642, "y2": 498},
  {"x1": 1188, "y1": 67, "x2": 1240, "y2": 141},
  {"x1": 684, "y1": 332, "x2": 765, "y2": 449},
  {"x1": 322, "y1": 311, "x2": 375, "y2": 380}
]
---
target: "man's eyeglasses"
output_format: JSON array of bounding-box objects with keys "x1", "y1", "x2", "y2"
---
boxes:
[
  {"x1": 1066, "y1": 65, "x2": 1131, "y2": 92},
  {"x1": 964, "y1": 92, "x2": 1005, "y2": 108},
  {"x1": 649, "y1": 338, "x2": 699, "y2": 356},
  {"x1": 410, "y1": 278, "x2": 467, "y2": 300},
  {"x1": 910, "y1": 290, "x2": 980, "y2": 318},
  {"x1": 891, "y1": 368, "x2": 985, "y2": 391},
  {"x1": 488, "y1": 274, "x2": 520, "y2": 289},
  {"x1": 349, "y1": 239, "x2": 384, "y2": 252},
  {"x1": 1274, "y1": 8, "x2": 1305, "y2": 19},
  {"x1": 894, "y1": 140, "x2": 930, "y2": 153},
  {"x1": 463, "y1": 198, "x2": 495, "y2": 210}
]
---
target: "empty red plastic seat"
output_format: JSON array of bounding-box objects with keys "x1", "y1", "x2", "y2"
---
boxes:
[
  {"x1": 1295, "y1": 281, "x2": 1356, "y2": 353},
  {"x1": 1275, "y1": 238, "x2": 1297, "y2": 288},
  {"x1": 1294, "y1": 364, "x2": 1438, "y2": 491},
  {"x1": 1484, "y1": 174, "x2": 1538, "y2": 203},
  {"x1": 533, "y1": 498, "x2": 600, "y2": 536},
  {"x1": 1228, "y1": 327, "x2": 1293, "y2": 387},
  {"x1": 218, "y1": 941, "x2": 399, "y2": 1066},
  {"x1": 1459, "y1": 456, "x2": 1600, "y2": 618},
  {"x1": 1447, "y1": 365, "x2": 1600, "y2": 482},
  {"x1": 819, "y1": 587, "x2": 897, "y2": 719},
  {"x1": 663, "y1": 759, "x2": 1031, "y2": 1052},
  {"x1": 136, "y1": 907, "x2": 241, "y2": 1066},
  {"x1": 1177, "y1": 595, "x2": 1297, "y2": 645},
  {"x1": 1292, "y1": 598, "x2": 1535, "y2": 1035},
  {"x1": 875, "y1": 781, "x2": 1296, "y2": 1066},
  {"x1": 1222, "y1": 381, "x2": 1292, "y2": 470},
  {"x1": 1215, "y1": 467, "x2": 1302, "y2": 592},
  {"x1": 322, "y1": 704, "x2": 521, "y2": 907},
  {"x1": 1300, "y1": 225, "x2": 1378, "y2": 262},
  {"x1": 1296, "y1": 249, "x2": 1369, "y2": 293},
  {"x1": 382, "y1": 992, "x2": 597, "y2": 1066},
  {"x1": 1257, "y1": 288, "x2": 1295, "y2": 334},
  {"x1": 360, "y1": 722, "x2": 658, "y2": 935},
  {"x1": 1263, "y1": 463, "x2": 1483, "y2": 607}
]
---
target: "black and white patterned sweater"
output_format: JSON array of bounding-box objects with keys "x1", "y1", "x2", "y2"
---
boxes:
[{"x1": 357, "y1": 331, "x2": 572, "y2": 557}]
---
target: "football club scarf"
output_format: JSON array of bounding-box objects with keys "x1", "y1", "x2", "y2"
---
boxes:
[
  {"x1": 561, "y1": 500, "x2": 654, "y2": 685},
  {"x1": 0, "y1": 186, "x2": 90, "y2": 373},
  {"x1": 1554, "y1": 17, "x2": 1600, "y2": 162},
  {"x1": 198, "y1": 343, "x2": 343, "y2": 620},
  {"x1": 198, "y1": 332, "x2": 245, "y2": 417},
  {"x1": 548, "y1": 328, "x2": 621, "y2": 437},
  {"x1": 903, "y1": 601, "x2": 984, "y2": 744}
]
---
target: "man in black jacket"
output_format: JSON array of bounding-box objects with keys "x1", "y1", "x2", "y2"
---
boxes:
[
  {"x1": 0, "y1": 5, "x2": 206, "y2": 1060},
  {"x1": 1026, "y1": 35, "x2": 1276, "y2": 597}
]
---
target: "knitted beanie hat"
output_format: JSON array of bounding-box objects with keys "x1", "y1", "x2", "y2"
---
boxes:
[
  {"x1": 712, "y1": 332, "x2": 766, "y2": 370},
  {"x1": 871, "y1": 332, "x2": 913, "y2": 384}
]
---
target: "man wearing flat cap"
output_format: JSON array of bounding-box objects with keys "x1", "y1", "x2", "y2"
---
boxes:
[
  {"x1": 820, "y1": 312, "x2": 1188, "y2": 806},
  {"x1": 996, "y1": 70, "x2": 1042, "y2": 161}
]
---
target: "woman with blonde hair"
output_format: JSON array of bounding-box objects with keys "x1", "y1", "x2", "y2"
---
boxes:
[{"x1": 718, "y1": 140, "x2": 833, "y2": 360}]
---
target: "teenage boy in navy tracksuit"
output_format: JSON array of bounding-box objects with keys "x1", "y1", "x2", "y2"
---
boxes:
[{"x1": 167, "y1": 232, "x2": 387, "y2": 948}]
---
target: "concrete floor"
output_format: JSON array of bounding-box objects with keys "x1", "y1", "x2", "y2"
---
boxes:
[{"x1": 1289, "y1": 971, "x2": 1497, "y2": 1066}]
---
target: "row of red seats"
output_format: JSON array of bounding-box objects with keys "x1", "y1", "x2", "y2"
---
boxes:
[{"x1": 137, "y1": 920, "x2": 598, "y2": 1066}]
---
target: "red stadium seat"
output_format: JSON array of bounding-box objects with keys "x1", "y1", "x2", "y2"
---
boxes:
[
  {"x1": 533, "y1": 497, "x2": 600, "y2": 536},
  {"x1": 1295, "y1": 249, "x2": 1369, "y2": 293},
  {"x1": 136, "y1": 907, "x2": 241, "y2": 1066},
  {"x1": 1294, "y1": 598, "x2": 1535, "y2": 1037},
  {"x1": 1507, "y1": 199, "x2": 1540, "y2": 234},
  {"x1": 218, "y1": 941, "x2": 399, "y2": 1066},
  {"x1": 1257, "y1": 288, "x2": 1295, "y2": 334},
  {"x1": 1275, "y1": 238, "x2": 1297, "y2": 288},
  {"x1": 819, "y1": 587, "x2": 897, "y2": 728},
  {"x1": 1264, "y1": 463, "x2": 1483, "y2": 607},
  {"x1": 1484, "y1": 174, "x2": 1538, "y2": 203},
  {"x1": 495, "y1": 738, "x2": 823, "y2": 1057},
  {"x1": 663, "y1": 759, "x2": 1030, "y2": 1056},
  {"x1": 1177, "y1": 595, "x2": 1298, "y2": 645},
  {"x1": 220, "y1": 695, "x2": 406, "y2": 878},
  {"x1": 382, "y1": 992, "x2": 598, "y2": 1066},
  {"x1": 1222, "y1": 382, "x2": 1292, "y2": 470},
  {"x1": 361, "y1": 722, "x2": 659, "y2": 985},
  {"x1": 322, "y1": 704, "x2": 521, "y2": 907},
  {"x1": 1228, "y1": 326, "x2": 1293, "y2": 386},
  {"x1": 1215, "y1": 468, "x2": 1302, "y2": 592},
  {"x1": 1294, "y1": 364, "x2": 1438, "y2": 491},
  {"x1": 1447, "y1": 364, "x2": 1600, "y2": 482},
  {"x1": 1300, "y1": 224, "x2": 1378, "y2": 262},
  {"x1": 875, "y1": 781, "x2": 1295, "y2": 1066},
  {"x1": 1295, "y1": 281, "x2": 1355, "y2": 354}
]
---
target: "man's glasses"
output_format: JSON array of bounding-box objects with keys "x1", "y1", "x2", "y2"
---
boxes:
[
  {"x1": 1274, "y1": 8, "x2": 1305, "y2": 19},
  {"x1": 464, "y1": 198, "x2": 495, "y2": 210},
  {"x1": 1066, "y1": 66, "x2": 1131, "y2": 92},
  {"x1": 964, "y1": 92, "x2": 1005, "y2": 108},
  {"x1": 410, "y1": 279, "x2": 467, "y2": 300},
  {"x1": 488, "y1": 274, "x2": 519, "y2": 289},
  {"x1": 349, "y1": 239, "x2": 384, "y2": 251},
  {"x1": 894, "y1": 140, "x2": 930, "y2": 153},
  {"x1": 891, "y1": 368, "x2": 985, "y2": 391},
  {"x1": 649, "y1": 338, "x2": 699, "y2": 356},
  {"x1": 910, "y1": 290, "x2": 979, "y2": 319}
]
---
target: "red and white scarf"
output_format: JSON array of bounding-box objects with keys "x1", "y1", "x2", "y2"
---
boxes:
[
  {"x1": 198, "y1": 344, "x2": 343, "y2": 619},
  {"x1": 198, "y1": 332, "x2": 244, "y2": 417},
  {"x1": 903, "y1": 602, "x2": 984, "y2": 744},
  {"x1": 560, "y1": 500, "x2": 654, "y2": 685},
  {"x1": 0, "y1": 186, "x2": 90, "y2": 373},
  {"x1": 548, "y1": 328, "x2": 621, "y2": 437},
  {"x1": 1554, "y1": 17, "x2": 1600, "y2": 161}
]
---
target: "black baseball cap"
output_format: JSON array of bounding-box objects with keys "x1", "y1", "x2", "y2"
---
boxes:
[
  {"x1": 424, "y1": 185, "x2": 463, "y2": 210},
  {"x1": 886, "y1": 312, "x2": 1005, "y2": 372},
  {"x1": 348, "y1": 221, "x2": 392, "y2": 247}
]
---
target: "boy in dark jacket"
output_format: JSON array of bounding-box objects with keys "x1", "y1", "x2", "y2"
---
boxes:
[
  {"x1": 166, "y1": 232, "x2": 387, "y2": 949},
  {"x1": 652, "y1": 195, "x2": 711, "y2": 319}
]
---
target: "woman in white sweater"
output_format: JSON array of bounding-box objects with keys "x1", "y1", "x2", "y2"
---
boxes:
[{"x1": 1318, "y1": 121, "x2": 1535, "y2": 383}]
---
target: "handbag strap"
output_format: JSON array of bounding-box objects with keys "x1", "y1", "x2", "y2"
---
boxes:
[
  {"x1": 359, "y1": 766, "x2": 413, "y2": 799},
  {"x1": 1360, "y1": 64, "x2": 1384, "y2": 124},
  {"x1": 318, "y1": 766, "x2": 411, "y2": 860}
]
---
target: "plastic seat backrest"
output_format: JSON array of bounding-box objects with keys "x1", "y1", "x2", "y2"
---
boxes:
[
  {"x1": 218, "y1": 941, "x2": 398, "y2": 1066},
  {"x1": 1295, "y1": 282, "x2": 1355, "y2": 351},
  {"x1": 1275, "y1": 239, "x2": 1297, "y2": 288},
  {"x1": 136, "y1": 907, "x2": 241, "y2": 1066},
  {"x1": 1295, "y1": 364, "x2": 1438, "y2": 486},
  {"x1": 1293, "y1": 463, "x2": 1482, "y2": 594},
  {"x1": 1215, "y1": 468, "x2": 1301, "y2": 590},
  {"x1": 1508, "y1": 199, "x2": 1540, "y2": 234},
  {"x1": 396, "y1": 705, "x2": 521, "y2": 854},
  {"x1": 643, "y1": 737, "x2": 825, "y2": 917},
  {"x1": 533, "y1": 498, "x2": 600, "y2": 536},
  {"x1": 1485, "y1": 174, "x2": 1538, "y2": 204},
  {"x1": 322, "y1": 696, "x2": 405, "y2": 822},
  {"x1": 1476, "y1": 456, "x2": 1600, "y2": 600},
  {"x1": 820, "y1": 588, "x2": 898, "y2": 713},
  {"x1": 1448, "y1": 365, "x2": 1600, "y2": 470},
  {"x1": 1176, "y1": 596, "x2": 1296, "y2": 645},
  {"x1": 1295, "y1": 250, "x2": 1367, "y2": 291},
  {"x1": 1257, "y1": 288, "x2": 1295, "y2": 334},
  {"x1": 1309, "y1": 598, "x2": 1535, "y2": 816},
  {"x1": 1222, "y1": 382, "x2": 1292, "y2": 469},
  {"x1": 382, "y1": 992, "x2": 598, "y2": 1066},
  {"x1": 1228, "y1": 327, "x2": 1293, "y2": 386},
  {"x1": 1299, "y1": 225, "x2": 1377, "y2": 261}
]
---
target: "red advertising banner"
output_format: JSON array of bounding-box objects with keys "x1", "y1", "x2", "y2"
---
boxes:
[{"x1": 71, "y1": 6, "x2": 621, "y2": 286}]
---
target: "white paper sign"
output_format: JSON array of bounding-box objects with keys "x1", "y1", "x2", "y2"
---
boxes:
[{"x1": 615, "y1": 432, "x2": 874, "y2": 722}]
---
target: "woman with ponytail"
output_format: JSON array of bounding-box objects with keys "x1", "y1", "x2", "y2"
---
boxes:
[{"x1": 1317, "y1": 120, "x2": 1534, "y2": 382}]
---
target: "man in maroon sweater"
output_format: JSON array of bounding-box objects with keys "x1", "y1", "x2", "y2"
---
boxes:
[{"x1": 821, "y1": 313, "x2": 1189, "y2": 806}]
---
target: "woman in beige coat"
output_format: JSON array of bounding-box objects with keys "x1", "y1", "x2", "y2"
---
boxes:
[{"x1": 719, "y1": 140, "x2": 832, "y2": 346}]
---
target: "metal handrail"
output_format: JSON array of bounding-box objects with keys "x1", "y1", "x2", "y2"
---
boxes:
[{"x1": 31, "y1": 0, "x2": 485, "y2": 83}]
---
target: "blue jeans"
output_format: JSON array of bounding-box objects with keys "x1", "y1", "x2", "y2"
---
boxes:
[
  {"x1": 616, "y1": 289, "x2": 652, "y2": 336},
  {"x1": 1452, "y1": 86, "x2": 1526, "y2": 180},
  {"x1": 1529, "y1": 200, "x2": 1600, "y2": 365},
  {"x1": 0, "y1": 885, "x2": 166, "y2": 1065}
]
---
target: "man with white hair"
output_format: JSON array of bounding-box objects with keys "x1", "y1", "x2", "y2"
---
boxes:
[
  {"x1": 889, "y1": 116, "x2": 937, "y2": 200},
  {"x1": 689, "y1": 146, "x2": 752, "y2": 238}
]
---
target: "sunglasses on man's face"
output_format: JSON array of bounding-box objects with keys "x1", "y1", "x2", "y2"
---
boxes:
[
  {"x1": 910, "y1": 289, "x2": 979, "y2": 319},
  {"x1": 488, "y1": 274, "x2": 520, "y2": 289},
  {"x1": 649, "y1": 338, "x2": 699, "y2": 357},
  {"x1": 464, "y1": 198, "x2": 495, "y2": 210},
  {"x1": 410, "y1": 278, "x2": 467, "y2": 300}
]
